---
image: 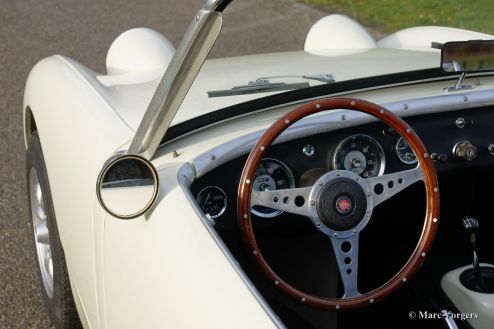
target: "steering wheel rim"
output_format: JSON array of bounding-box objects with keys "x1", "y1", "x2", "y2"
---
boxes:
[{"x1": 237, "y1": 97, "x2": 440, "y2": 310}]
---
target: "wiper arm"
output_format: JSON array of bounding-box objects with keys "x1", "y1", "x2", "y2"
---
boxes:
[
  {"x1": 260, "y1": 74, "x2": 336, "y2": 83},
  {"x1": 207, "y1": 74, "x2": 335, "y2": 98},
  {"x1": 207, "y1": 79, "x2": 309, "y2": 98}
]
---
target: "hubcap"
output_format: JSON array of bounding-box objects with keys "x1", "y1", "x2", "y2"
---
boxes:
[{"x1": 30, "y1": 168, "x2": 54, "y2": 299}]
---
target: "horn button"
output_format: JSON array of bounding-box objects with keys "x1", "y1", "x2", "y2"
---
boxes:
[{"x1": 316, "y1": 177, "x2": 368, "y2": 231}]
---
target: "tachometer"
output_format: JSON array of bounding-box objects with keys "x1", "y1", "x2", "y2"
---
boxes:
[
  {"x1": 252, "y1": 158, "x2": 295, "y2": 218},
  {"x1": 332, "y1": 134, "x2": 385, "y2": 178},
  {"x1": 395, "y1": 137, "x2": 418, "y2": 165},
  {"x1": 196, "y1": 186, "x2": 227, "y2": 219}
]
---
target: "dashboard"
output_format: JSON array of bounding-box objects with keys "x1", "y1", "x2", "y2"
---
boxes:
[{"x1": 190, "y1": 106, "x2": 494, "y2": 228}]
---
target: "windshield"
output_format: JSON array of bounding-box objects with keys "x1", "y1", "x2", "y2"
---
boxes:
[{"x1": 172, "y1": 0, "x2": 493, "y2": 126}]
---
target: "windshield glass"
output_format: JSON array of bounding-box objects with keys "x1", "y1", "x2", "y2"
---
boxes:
[{"x1": 173, "y1": 0, "x2": 493, "y2": 126}]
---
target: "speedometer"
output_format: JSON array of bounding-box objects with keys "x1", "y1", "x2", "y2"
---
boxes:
[
  {"x1": 395, "y1": 137, "x2": 418, "y2": 165},
  {"x1": 251, "y1": 158, "x2": 295, "y2": 218},
  {"x1": 332, "y1": 134, "x2": 385, "y2": 178}
]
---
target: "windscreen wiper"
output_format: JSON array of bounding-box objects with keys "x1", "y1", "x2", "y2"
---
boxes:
[{"x1": 207, "y1": 74, "x2": 335, "y2": 98}]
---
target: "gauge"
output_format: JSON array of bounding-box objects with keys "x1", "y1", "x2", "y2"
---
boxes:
[
  {"x1": 196, "y1": 186, "x2": 227, "y2": 219},
  {"x1": 251, "y1": 158, "x2": 295, "y2": 218},
  {"x1": 395, "y1": 137, "x2": 418, "y2": 165},
  {"x1": 332, "y1": 134, "x2": 385, "y2": 178}
]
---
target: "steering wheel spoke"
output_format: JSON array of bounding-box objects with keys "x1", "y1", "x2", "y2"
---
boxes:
[
  {"x1": 330, "y1": 234, "x2": 360, "y2": 298},
  {"x1": 367, "y1": 166, "x2": 424, "y2": 207},
  {"x1": 251, "y1": 187, "x2": 312, "y2": 217}
]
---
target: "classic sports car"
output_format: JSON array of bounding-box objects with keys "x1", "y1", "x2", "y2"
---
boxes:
[{"x1": 23, "y1": 0, "x2": 494, "y2": 328}]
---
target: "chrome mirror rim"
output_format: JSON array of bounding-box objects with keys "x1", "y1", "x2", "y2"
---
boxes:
[{"x1": 96, "y1": 154, "x2": 159, "y2": 220}]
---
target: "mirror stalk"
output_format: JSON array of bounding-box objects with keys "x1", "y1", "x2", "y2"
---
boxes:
[{"x1": 444, "y1": 72, "x2": 473, "y2": 93}]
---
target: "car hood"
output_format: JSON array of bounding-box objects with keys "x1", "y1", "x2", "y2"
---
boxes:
[{"x1": 91, "y1": 48, "x2": 440, "y2": 131}]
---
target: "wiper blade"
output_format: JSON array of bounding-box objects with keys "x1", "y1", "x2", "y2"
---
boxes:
[
  {"x1": 208, "y1": 79, "x2": 310, "y2": 98},
  {"x1": 207, "y1": 74, "x2": 335, "y2": 98}
]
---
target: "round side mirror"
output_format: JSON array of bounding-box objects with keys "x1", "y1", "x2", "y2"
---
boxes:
[{"x1": 97, "y1": 155, "x2": 159, "y2": 219}]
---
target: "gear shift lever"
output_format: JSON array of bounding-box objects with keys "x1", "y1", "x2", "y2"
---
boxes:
[
  {"x1": 462, "y1": 217, "x2": 480, "y2": 280},
  {"x1": 460, "y1": 217, "x2": 494, "y2": 293}
]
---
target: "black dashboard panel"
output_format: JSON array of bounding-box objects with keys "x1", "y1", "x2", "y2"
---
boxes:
[{"x1": 190, "y1": 106, "x2": 494, "y2": 228}]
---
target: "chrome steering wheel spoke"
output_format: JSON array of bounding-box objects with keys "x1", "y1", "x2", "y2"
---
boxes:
[
  {"x1": 330, "y1": 234, "x2": 360, "y2": 298},
  {"x1": 367, "y1": 166, "x2": 424, "y2": 207},
  {"x1": 250, "y1": 187, "x2": 312, "y2": 217}
]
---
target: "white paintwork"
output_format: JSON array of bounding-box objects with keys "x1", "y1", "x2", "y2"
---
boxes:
[
  {"x1": 94, "y1": 48, "x2": 440, "y2": 130},
  {"x1": 22, "y1": 12, "x2": 494, "y2": 329},
  {"x1": 23, "y1": 57, "x2": 279, "y2": 329},
  {"x1": 106, "y1": 28, "x2": 175, "y2": 75},
  {"x1": 304, "y1": 14, "x2": 376, "y2": 55},
  {"x1": 24, "y1": 55, "x2": 134, "y2": 328},
  {"x1": 378, "y1": 26, "x2": 494, "y2": 51},
  {"x1": 102, "y1": 165, "x2": 277, "y2": 329},
  {"x1": 304, "y1": 15, "x2": 494, "y2": 53},
  {"x1": 100, "y1": 185, "x2": 155, "y2": 216},
  {"x1": 441, "y1": 264, "x2": 494, "y2": 329}
]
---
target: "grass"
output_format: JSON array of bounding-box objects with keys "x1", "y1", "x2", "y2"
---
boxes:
[{"x1": 303, "y1": 0, "x2": 494, "y2": 35}]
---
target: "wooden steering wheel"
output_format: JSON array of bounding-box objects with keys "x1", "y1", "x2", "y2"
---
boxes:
[{"x1": 237, "y1": 97, "x2": 440, "y2": 310}]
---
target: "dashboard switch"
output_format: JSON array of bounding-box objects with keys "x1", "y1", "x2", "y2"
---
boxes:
[
  {"x1": 455, "y1": 117, "x2": 474, "y2": 129},
  {"x1": 455, "y1": 117, "x2": 466, "y2": 128},
  {"x1": 488, "y1": 144, "x2": 494, "y2": 155},
  {"x1": 431, "y1": 153, "x2": 448, "y2": 163},
  {"x1": 453, "y1": 141, "x2": 477, "y2": 161},
  {"x1": 302, "y1": 144, "x2": 315, "y2": 157}
]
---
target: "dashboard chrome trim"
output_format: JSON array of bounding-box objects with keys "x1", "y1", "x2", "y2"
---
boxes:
[
  {"x1": 159, "y1": 74, "x2": 493, "y2": 148},
  {"x1": 177, "y1": 163, "x2": 286, "y2": 329},
  {"x1": 191, "y1": 88, "x2": 494, "y2": 179}
]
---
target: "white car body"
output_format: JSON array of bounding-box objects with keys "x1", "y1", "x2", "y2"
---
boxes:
[{"x1": 23, "y1": 2, "x2": 494, "y2": 328}]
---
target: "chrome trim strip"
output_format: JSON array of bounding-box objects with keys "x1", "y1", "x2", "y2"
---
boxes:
[
  {"x1": 177, "y1": 163, "x2": 286, "y2": 329},
  {"x1": 128, "y1": 6, "x2": 223, "y2": 159},
  {"x1": 159, "y1": 74, "x2": 492, "y2": 148},
  {"x1": 191, "y1": 88, "x2": 494, "y2": 178}
]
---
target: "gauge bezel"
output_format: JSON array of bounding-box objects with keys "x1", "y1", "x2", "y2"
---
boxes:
[
  {"x1": 331, "y1": 134, "x2": 386, "y2": 177},
  {"x1": 196, "y1": 186, "x2": 227, "y2": 219},
  {"x1": 251, "y1": 158, "x2": 296, "y2": 218},
  {"x1": 395, "y1": 136, "x2": 418, "y2": 165}
]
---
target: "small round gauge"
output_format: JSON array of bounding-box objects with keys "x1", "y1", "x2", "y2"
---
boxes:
[
  {"x1": 252, "y1": 158, "x2": 295, "y2": 218},
  {"x1": 196, "y1": 186, "x2": 227, "y2": 219},
  {"x1": 395, "y1": 137, "x2": 418, "y2": 165},
  {"x1": 332, "y1": 134, "x2": 385, "y2": 178}
]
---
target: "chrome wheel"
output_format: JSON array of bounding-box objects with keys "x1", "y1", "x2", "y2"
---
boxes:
[{"x1": 30, "y1": 167, "x2": 54, "y2": 299}]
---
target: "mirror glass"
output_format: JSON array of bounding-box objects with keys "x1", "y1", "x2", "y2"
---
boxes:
[
  {"x1": 442, "y1": 40, "x2": 494, "y2": 73},
  {"x1": 97, "y1": 155, "x2": 158, "y2": 219}
]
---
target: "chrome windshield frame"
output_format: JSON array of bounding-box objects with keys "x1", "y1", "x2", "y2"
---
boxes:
[{"x1": 128, "y1": 0, "x2": 233, "y2": 159}]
